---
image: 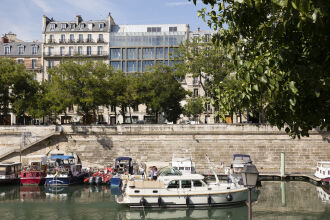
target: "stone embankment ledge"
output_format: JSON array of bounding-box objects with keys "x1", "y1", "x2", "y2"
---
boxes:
[{"x1": 0, "y1": 124, "x2": 329, "y2": 174}]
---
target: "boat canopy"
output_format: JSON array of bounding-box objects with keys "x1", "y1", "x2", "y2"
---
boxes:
[
  {"x1": 50, "y1": 155, "x2": 74, "y2": 160},
  {"x1": 116, "y1": 157, "x2": 132, "y2": 161}
]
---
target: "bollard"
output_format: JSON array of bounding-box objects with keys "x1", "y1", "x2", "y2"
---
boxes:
[{"x1": 281, "y1": 152, "x2": 285, "y2": 177}]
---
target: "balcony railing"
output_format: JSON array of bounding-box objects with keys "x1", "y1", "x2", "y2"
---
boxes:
[
  {"x1": 45, "y1": 39, "x2": 107, "y2": 44},
  {"x1": 43, "y1": 51, "x2": 108, "y2": 57}
]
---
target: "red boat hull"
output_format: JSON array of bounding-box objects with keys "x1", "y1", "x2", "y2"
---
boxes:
[{"x1": 20, "y1": 171, "x2": 46, "y2": 185}]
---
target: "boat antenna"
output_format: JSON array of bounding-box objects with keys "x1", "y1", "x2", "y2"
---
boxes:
[{"x1": 205, "y1": 154, "x2": 220, "y2": 184}]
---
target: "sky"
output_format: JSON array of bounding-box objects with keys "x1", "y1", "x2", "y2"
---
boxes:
[{"x1": 0, "y1": 0, "x2": 212, "y2": 42}]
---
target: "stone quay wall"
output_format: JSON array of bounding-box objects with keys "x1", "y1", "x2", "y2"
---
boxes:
[{"x1": 0, "y1": 124, "x2": 329, "y2": 174}]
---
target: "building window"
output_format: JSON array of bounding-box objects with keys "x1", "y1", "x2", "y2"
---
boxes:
[
  {"x1": 98, "y1": 34, "x2": 103, "y2": 42},
  {"x1": 142, "y1": 60, "x2": 154, "y2": 72},
  {"x1": 61, "y1": 23, "x2": 66, "y2": 29},
  {"x1": 87, "y1": 46, "x2": 91, "y2": 55},
  {"x1": 18, "y1": 46, "x2": 24, "y2": 55},
  {"x1": 78, "y1": 46, "x2": 82, "y2": 55},
  {"x1": 122, "y1": 61, "x2": 126, "y2": 72},
  {"x1": 156, "y1": 48, "x2": 163, "y2": 59},
  {"x1": 110, "y1": 105, "x2": 116, "y2": 112},
  {"x1": 147, "y1": 27, "x2": 161, "y2": 32},
  {"x1": 48, "y1": 60, "x2": 54, "y2": 69},
  {"x1": 133, "y1": 105, "x2": 139, "y2": 112},
  {"x1": 70, "y1": 34, "x2": 74, "y2": 43},
  {"x1": 87, "y1": 34, "x2": 92, "y2": 42},
  {"x1": 60, "y1": 47, "x2": 65, "y2": 56},
  {"x1": 127, "y1": 48, "x2": 137, "y2": 59},
  {"x1": 206, "y1": 103, "x2": 211, "y2": 113},
  {"x1": 69, "y1": 47, "x2": 73, "y2": 56},
  {"x1": 31, "y1": 59, "x2": 37, "y2": 69},
  {"x1": 97, "y1": 46, "x2": 103, "y2": 55},
  {"x1": 99, "y1": 23, "x2": 104, "y2": 29},
  {"x1": 49, "y1": 35, "x2": 54, "y2": 43},
  {"x1": 165, "y1": 47, "x2": 169, "y2": 59},
  {"x1": 4, "y1": 46, "x2": 11, "y2": 55},
  {"x1": 127, "y1": 61, "x2": 137, "y2": 72},
  {"x1": 138, "y1": 61, "x2": 141, "y2": 72},
  {"x1": 204, "y1": 34, "x2": 211, "y2": 42},
  {"x1": 80, "y1": 23, "x2": 85, "y2": 29},
  {"x1": 110, "y1": 61, "x2": 121, "y2": 70},
  {"x1": 70, "y1": 23, "x2": 75, "y2": 29},
  {"x1": 69, "y1": 105, "x2": 74, "y2": 112},
  {"x1": 60, "y1": 34, "x2": 65, "y2": 43},
  {"x1": 50, "y1": 23, "x2": 55, "y2": 30},
  {"x1": 193, "y1": 77, "x2": 199, "y2": 85},
  {"x1": 122, "y1": 48, "x2": 126, "y2": 59},
  {"x1": 142, "y1": 48, "x2": 155, "y2": 59},
  {"x1": 193, "y1": 88, "x2": 199, "y2": 97},
  {"x1": 48, "y1": 47, "x2": 53, "y2": 56},
  {"x1": 32, "y1": 46, "x2": 38, "y2": 55},
  {"x1": 110, "y1": 48, "x2": 121, "y2": 59},
  {"x1": 17, "y1": 59, "x2": 24, "y2": 64},
  {"x1": 78, "y1": 34, "x2": 83, "y2": 43},
  {"x1": 169, "y1": 27, "x2": 177, "y2": 32}
]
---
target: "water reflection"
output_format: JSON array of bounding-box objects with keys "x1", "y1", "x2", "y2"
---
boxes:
[{"x1": 0, "y1": 182, "x2": 329, "y2": 220}]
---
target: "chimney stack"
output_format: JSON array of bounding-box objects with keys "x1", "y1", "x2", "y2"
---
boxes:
[
  {"x1": 198, "y1": 27, "x2": 200, "y2": 32},
  {"x1": 1, "y1": 36, "x2": 9, "y2": 43},
  {"x1": 76, "y1": 15, "x2": 82, "y2": 25}
]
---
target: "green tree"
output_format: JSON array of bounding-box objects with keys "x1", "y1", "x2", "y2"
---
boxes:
[
  {"x1": 191, "y1": 0, "x2": 330, "y2": 137},
  {"x1": 47, "y1": 60, "x2": 112, "y2": 124},
  {"x1": 0, "y1": 58, "x2": 39, "y2": 124},
  {"x1": 141, "y1": 65, "x2": 187, "y2": 123},
  {"x1": 184, "y1": 97, "x2": 205, "y2": 122}
]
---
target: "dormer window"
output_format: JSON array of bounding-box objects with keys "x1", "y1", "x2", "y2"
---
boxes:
[
  {"x1": 169, "y1": 27, "x2": 177, "y2": 32},
  {"x1": 80, "y1": 23, "x2": 85, "y2": 28},
  {"x1": 4, "y1": 46, "x2": 10, "y2": 55},
  {"x1": 99, "y1": 23, "x2": 104, "y2": 29},
  {"x1": 18, "y1": 46, "x2": 24, "y2": 55},
  {"x1": 32, "y1": 46, "x2": 38, "y2": 55},
  {"x1": 70, "y1": 23, "x2": 75, "y2": 29},
  {"x1": 88, "y1": 23, "x2": 93, "y2": 29},
  {"x1": 50, "y1": 23, "x2": 55, "y2": 30},
  {"x1": 61, "y1": 23, "x2": 67, "y2": 29}
]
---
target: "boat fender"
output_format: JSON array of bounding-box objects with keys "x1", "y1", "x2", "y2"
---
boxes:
[
  {"x1": 186, "y1": 196, "x2": 190, "y2": 206},
  {"x1": 208, "y1": 195, "x2": 212, "y2": 205},
  {"x1": 140, "y1": 197, "x2": 146, "y2": 206},
  {"x1": 226, "y1": 193, "x2": 233, "y2": 201},
  {"x1": 158, "y1": 196, "x2": 162, "y2": 206}
]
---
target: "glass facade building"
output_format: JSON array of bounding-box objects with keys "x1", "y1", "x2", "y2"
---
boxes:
[{"x1": 109, "y1": 27, "x2": 187, "y2": 72}]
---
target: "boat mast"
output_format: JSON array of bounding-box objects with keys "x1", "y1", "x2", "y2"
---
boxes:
[{"x1": 205, "y1": 154, "x2": 220, "y2": 184}]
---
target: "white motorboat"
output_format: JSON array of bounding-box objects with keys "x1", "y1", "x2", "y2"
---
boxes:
[
  {"x1": 117, "y1": 160, "x2": 254, "y2": 208},
  {"x1": 314, "y1": 162, "x2": 330, "y2": 183}
]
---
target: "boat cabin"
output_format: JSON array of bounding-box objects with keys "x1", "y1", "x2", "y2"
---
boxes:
[
  {"x1": 172, "y1": 157, "x2": 195, "y2": 175},
  {"x1": 0, "y1": 162, "x2": 21, "y2": 182},
  {"x1": 315, "y1": 162, "x2": 330, "y2": 179},
  {"x1": 47, "y1": 155, "x2": 82, "y2": 174},
  {"x1": 115, "y1": 157, "x2": 133, "y2": 175}
]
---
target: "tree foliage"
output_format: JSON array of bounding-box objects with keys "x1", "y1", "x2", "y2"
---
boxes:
[
  {"x1": 0, "y1": 58, "x2": 39, "y2": 123},
  {"x1": 190, "y1": 0, "x2": 330, "y2": 137},
  {"x1": 140, "y1": 65, "x2": 187, "y2": 123},
  {"x1": 184, "y1": 97, "x2": 205, "y2": 121}
]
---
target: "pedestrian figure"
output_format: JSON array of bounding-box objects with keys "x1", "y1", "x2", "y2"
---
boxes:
[{"x1": 153, "y1": 167, "x2": 158, "y2": 180}]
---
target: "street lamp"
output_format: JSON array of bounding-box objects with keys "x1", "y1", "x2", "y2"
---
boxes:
[{"x1": 241, "y1": 164, "x2": 259, "y2": 220}]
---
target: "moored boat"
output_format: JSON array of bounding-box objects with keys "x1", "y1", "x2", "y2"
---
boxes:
[
  {"x1": 45, "y1": 154, "x2": 87, "y2": 186},
  {"x1": 111, "y1": 157, "x2": 134, "y2": 187},
  {"x1": 117, "y1": 168, "x2": 253, "y2": 208},
  {"x1": 314, "y1": 162, "x2": 330, "y2": 184},
  {"x1": 0, "y1": 162, "x2": 21, "y2": 185},
  {"x1": 20, "y1": 161, "x2": 47, "y2": 185}
]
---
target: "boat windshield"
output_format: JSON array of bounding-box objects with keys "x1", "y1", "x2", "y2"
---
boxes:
[{"x1": 158, "y1": 167, "x2": 182, "y2": 176}]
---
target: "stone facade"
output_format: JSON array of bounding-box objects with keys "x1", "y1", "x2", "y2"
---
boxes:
[{"x1": 0, "y1": 124, "x2": 328, "y2": 174}]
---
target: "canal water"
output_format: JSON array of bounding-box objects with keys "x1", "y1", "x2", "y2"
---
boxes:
[{"x1": 0, "y1": 181, "x2": 329, "y2": 220}]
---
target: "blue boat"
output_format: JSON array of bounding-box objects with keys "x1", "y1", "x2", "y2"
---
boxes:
[
  {"x1": 110, "y1": 157, "x2": 133, "y2": 187},
  {"x1": 45, "y1": 154, "x2": 87, "y2": 186}
]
